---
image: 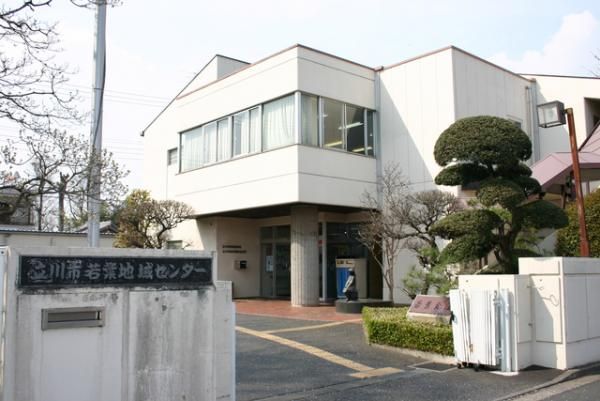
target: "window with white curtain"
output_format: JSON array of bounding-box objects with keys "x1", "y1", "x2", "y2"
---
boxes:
[
  {"x1": 217, "y1": 118, "x2": 231, "y2": 161},
  {"x1": 249, "y1": 107, "x2": 261, "y2": 153},
  {"x1": 180, "y1": 126, "x2": 203, "y2": 171},
  {"x1": 203, "y1": 122, "x2": 217, "y2": 164},
  {"x1": 262, "y1": 95, "x2": 295, "y2": 151},
  {"x1": 301, "y1": 94, "x2": 318, "y2": 146},
  {"x1": 179, "y1": 92, "x2": 375, "y2": 174},
  {"x1": 233, "y1": 111, "x2": 249, "y2": 157}
]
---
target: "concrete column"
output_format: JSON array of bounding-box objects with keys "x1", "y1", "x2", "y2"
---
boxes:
[{"x1": 290, "y1": 205, "x2": 319, "y2": 306}]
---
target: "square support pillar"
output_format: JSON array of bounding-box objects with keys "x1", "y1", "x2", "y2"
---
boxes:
[{"x1": 290, "y1": 205, "x2": 319, "y2": 306}]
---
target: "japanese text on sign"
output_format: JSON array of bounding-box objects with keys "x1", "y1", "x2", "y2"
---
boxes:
[{"x1": 19, "y1": 255, "x2": 212, "y2": 288}]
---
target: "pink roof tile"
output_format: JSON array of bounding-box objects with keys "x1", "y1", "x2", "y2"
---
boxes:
[{"x1": 531, "y1": 124, "x2": 600, "y2": 194}]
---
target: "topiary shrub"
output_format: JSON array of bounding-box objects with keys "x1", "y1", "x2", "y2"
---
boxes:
[
  {"x1": 556, "y1": 189, "x2": 600, "y2": 257},
  {"x1": 432, "y1": 116, "x2": 568, "y2": 273},
  {"x1": 362, "y1": 307, "x2": 454, "y2": 356}
]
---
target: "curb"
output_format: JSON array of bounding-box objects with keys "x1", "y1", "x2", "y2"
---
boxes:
[
  {"x1": 493, "y1": 361, "x2": 600, "y2": 401},
  {"x1": 368, "y1": 343, "x2": 456, "y2": 365}
]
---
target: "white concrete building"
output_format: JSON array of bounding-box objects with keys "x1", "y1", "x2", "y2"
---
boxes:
[{"x1": 142, "y1": 44, "x2": 600, "y2": 305}]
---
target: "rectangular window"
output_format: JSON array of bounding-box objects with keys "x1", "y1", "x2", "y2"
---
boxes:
[
  {"x1": 301, "y1": 94, "x2": 319, "y2": 146},
  {"x1": 346, "y1": 105, "x2": 365, "y2": 154},
  {"x1": 233, "y1": 111, "x2": 249, "y2": 157},
  {"x1": 203, "y1": 122, "x2": 217, "y2": 165},
  {"x1": 180, "y1": 126, "x2": 203, "y2": 171},
  {"x1": 167, "y1": 148, "x2": 178, "y2": 166},
  {"x1": 262, "y1": 95, "x2": 295, "y2": 151},
  {"x1": 249, "y1": 107, "x2": 261, "y2": 153},
  {"x1": 217, "y1": 118, "x2": 231, "y2": 161},
  {"x1": 366, "y1": 110, "x2": 375, "y2": 156},
  {"x1": 323, "y1": 98, "x2": 344, "y2": 150},
  {"x1": 166, "y1": 240, "x2": 183, "y2": 249}
]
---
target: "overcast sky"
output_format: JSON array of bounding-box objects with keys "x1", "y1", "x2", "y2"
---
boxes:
[{"x1": 2, "y1": 0, "x2": 600, "y2": 189}]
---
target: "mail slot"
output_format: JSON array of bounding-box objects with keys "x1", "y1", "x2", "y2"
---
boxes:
[{"x1": 42, "y1": 307, "x2": 105, "y2": 330}]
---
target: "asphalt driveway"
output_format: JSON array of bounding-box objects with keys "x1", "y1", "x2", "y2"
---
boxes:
[{"x1": 235, "y1": 313, "x2": 564, "y2": 401}]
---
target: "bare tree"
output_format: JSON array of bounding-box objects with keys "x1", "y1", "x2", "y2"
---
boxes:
[
  {"x1": 0, "y1": 1, "x2": 124, "y2": 132},
  {"x1": 0, "y1": 1, "x2": 79, "y2": 132},
  {"x1": 359, "y1": 164, "x2": 409, "y2": 302},
  {"x1": 398, "y1": 190, "x2": 461, "y2": 298},
  {"x1": 0, "y1": 129, "x2": 128, "y2": 230},
  {"x1": 114, "y1": 190, "x2": 193, "y2": 249},
  {"x1": 359, "y1": 164, "x2": 461, "y2": 301}
]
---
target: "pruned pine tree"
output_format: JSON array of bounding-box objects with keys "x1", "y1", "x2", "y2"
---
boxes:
[{"x1": 431, "y1": 116, "x2": 568, "y2": 273}]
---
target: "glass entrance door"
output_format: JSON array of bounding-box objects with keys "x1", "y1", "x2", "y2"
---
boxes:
[
  {"x1": 260, "y1": 243, "x2": 290, "y2": 298},
  {"x1": 274, "y1": 244, "x2": 290, "y2": 297},
  {"x1": 261, "y1": 244, "x2": 274, "y2": 297}
]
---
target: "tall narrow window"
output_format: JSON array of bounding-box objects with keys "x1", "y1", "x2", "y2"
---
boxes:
[
  {"x1": 180, "y1": 127, "x2": 203, "y2": 171},
  {"x1": 346, "y1": 105, "x2": 365, "y2": 154},
  {"x1": 217, "y1": 118, "x2": 231, "y2": 161},
  {"x1": 233, "y1": 111, "x2": 249, "y2": 157},
  {"x1": 203, "y1": 122, "x2": 217, "y2": 165},
  {"x1": 249, "y1": 107, "x2": 261, "y2": 153},
  {"x1": 323, "y1": 98, "x2": 344, "y2": 150},
  {"x1": 366, "y1": 110, "x2": 375, "y2": 156},
  {"x1": 262, "y1": 95, "x2": 295, "y2": 151},
  {"x1": 167, "y1": 148, "x2": 178, "y2": 166},
  {"x1": 301, "y1": 94, "x2": 318, "y2": 146}
]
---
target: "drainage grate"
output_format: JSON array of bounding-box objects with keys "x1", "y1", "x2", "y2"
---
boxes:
[{"x1": 411, "y1": 362, "x2": 455, "y2": 372}]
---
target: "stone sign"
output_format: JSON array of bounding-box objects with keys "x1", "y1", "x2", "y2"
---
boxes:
[
  {"x1": 407, "y1": 295, "x2": 451, "y2": 324},
  {"x1": 19, "y1": 255, "x2": 212, "y2": 289}
]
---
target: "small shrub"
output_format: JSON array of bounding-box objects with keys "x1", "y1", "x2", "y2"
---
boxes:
[
  {"x1": 362, "y1": 307, "x2": 454, "y2": 356},
  {"x1": 556, "y1": 189, "x2": 600, "y2": 257}
]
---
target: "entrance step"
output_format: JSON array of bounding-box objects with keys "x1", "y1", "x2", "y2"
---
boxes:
[{"x1": 335, "y1": 299, "x2": 392, "y2": 314}]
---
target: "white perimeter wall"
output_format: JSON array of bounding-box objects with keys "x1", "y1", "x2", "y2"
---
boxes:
[{"x1": 0, "y1": 232, "x2": 114, "y2": 248}]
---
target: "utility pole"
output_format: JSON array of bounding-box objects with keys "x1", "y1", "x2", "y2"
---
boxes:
[
  {"x1": 88, "y1": 1, "x2": 107, "y2": 247},
  {"x1": 566, "y1": 108, "x2": 590, "y2": 257}
]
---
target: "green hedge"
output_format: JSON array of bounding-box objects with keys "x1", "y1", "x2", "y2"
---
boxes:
[{"x1": 362, "y1": 307, "x2": 454, "y2": 356}]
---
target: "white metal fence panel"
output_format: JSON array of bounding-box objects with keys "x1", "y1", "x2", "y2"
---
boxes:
[{"x1": 450, "y1": 288, "x2": 504, "y2": 368}]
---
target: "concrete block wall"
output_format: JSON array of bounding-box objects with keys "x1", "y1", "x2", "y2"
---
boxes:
[{"x1": 1, "y1": 246, "x2": 235, "y2": 401}]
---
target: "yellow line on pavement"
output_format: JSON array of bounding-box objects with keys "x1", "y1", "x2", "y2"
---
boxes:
[
  {"x1": 236, "y1": 325, "x2": 402, "y2": 378},
  {"x1": 264, "y1": 321, "x2": 348, "y2": 334}
]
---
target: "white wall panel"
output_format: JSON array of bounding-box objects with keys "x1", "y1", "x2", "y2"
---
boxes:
[
  {"x1": 379, "y1": 48, "x2": 456, "y2": 191},
  {"x1": 564, "y1": 276, "x2": 588, "y2": 342},
  {"x1": 453, "y1": 50, "x2": 531, "y2": 138},
  {"x1": 587, "y1": 276, "x2": 600, "y2": 338}
]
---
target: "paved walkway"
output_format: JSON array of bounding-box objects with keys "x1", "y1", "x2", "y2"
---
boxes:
[{"x1": 235, "y1": 299, "x2": 363, "y2": 322}]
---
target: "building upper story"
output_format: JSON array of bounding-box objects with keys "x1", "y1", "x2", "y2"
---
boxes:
[{"x1": 142, "y1": 44, "x2": 600, "y2": 216}]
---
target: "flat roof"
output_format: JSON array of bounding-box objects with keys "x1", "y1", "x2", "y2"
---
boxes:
[{"x1": 142, "y1": 44, "x2": 569, "y2": 135}]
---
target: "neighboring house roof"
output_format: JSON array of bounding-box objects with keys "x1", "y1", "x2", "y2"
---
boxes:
[
  {"x1": 531, "y1": 123, "x2": 600, "y2": 194},
  {"x1": 75, "y1": 221, "x2": 119, "y2": 234}
]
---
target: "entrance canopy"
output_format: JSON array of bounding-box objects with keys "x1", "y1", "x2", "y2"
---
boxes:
[{"x1": 532, "y1": 124, "x2": 600, "y2": 194}]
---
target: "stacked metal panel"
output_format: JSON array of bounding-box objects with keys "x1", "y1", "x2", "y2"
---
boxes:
[{"x1": 449, "y1": 289, "x2": 499, "y2": 367}]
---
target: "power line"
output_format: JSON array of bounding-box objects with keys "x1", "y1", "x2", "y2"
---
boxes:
[{"x1": 63, "y1": 83, "x2": 170, "y2": 101}]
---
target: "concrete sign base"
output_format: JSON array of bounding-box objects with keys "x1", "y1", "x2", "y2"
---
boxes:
[{"x1": 0, "y1": 246, "x2": 235, "y2": 401}]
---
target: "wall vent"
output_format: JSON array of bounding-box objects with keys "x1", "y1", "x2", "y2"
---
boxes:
[{"x1": 42, "y1": 307, "x2": 105, "y2": 330}]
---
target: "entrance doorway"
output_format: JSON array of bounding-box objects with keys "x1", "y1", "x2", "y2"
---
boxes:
[{"x1": 260, "y1": 226, "x2": 291, "y2": 298}]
